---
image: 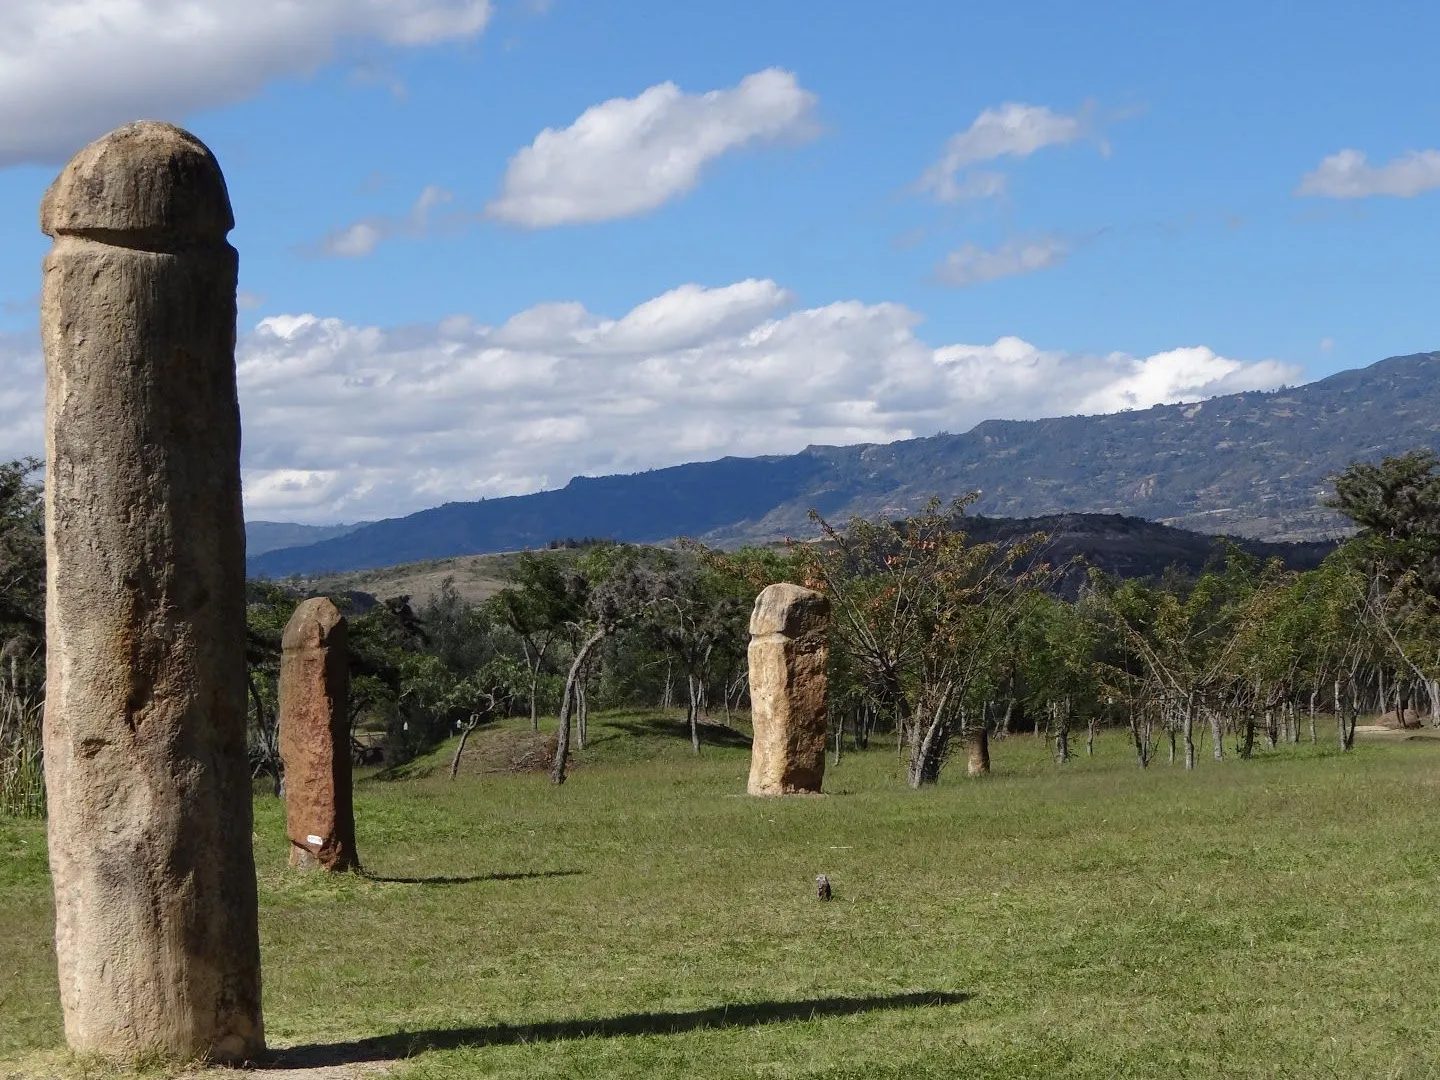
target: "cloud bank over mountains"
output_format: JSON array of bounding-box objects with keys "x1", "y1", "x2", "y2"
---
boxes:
[
  {"x1": 0, "y1": 0, "x2": 493, "y2": 165},
  {"x1": 0, "y1": 280, "x2": 1300, "y2": 525}
]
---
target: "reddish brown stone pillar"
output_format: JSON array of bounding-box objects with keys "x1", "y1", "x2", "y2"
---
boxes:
[
  {"x1": 279, "y1": 597, "x2": 358, "y2": 871},
  {"x1": 747, "y1": 583, "x2": 830, "y2": 795},
  {"x1": 40, "y1": 121, "x2": 264, "y2": 1062}
]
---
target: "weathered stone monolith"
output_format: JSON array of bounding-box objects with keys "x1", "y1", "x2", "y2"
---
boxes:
[
  {"x1": 746, "y1": 583, "x2": 830, "y2": 795},
  {"x1": 40, "y1": 121, "x2": 264, "y2": 1063},
  {"x1": 279, "y1": 597, "x2": 358, "y2": 871},
  {"x1": 964, "y1": 726, "x2": 991, "y2": 776}
]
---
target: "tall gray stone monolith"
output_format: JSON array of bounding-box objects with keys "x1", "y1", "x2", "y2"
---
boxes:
[
  {"x1": 280, "y1": 597, "x2": 358, "y2": 872},
  {"x1": 747, "y1": 583, "x2": 830, "y2": 795},
  {"x1": 40, "y1": 121, "x2": 264, "y2": 1063}
]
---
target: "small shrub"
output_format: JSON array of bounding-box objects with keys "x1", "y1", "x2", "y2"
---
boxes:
[{"x1": 0, "y1": 686, "x2": 45, "y2": 818}]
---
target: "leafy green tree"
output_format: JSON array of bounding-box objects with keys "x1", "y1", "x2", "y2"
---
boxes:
[
  {"x1": 793, "y1": 496, "x2": 1048, "y2": 787},
  {"x1": 243, "y1": 580, "x2": 298, "y2": 791},
  {"x1": 1015, "y1": 593, "x2": 1100, "y2": 762},
  {"x1": 1328, "y1": 449, "x2": 1440, "y2": 545},
  {"x1": 490, "y1": 552, "x2": 588, "y2": 730},
  {"x1": 0, "y1": 460, "x2": 45, "y2": 817},
  {"x1": 551, "y1": 545, "x2": 675, "y2": 782},
  {"x1": 0, "y1": 458, "x2": 44, "y2": 648}
]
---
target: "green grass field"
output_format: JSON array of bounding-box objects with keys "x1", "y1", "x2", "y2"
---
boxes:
[{"x1": 4, "y1": 713, "x2": 1440, "y2": 1078}]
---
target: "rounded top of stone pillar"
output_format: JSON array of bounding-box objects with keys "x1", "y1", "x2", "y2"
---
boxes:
[
  {"x1": 282, "y1": 597, "x2": 347, "y2": 651},
  {"x1": 750, "y1": 582, "x2": 830, "y2": 638},
  {"x1": 40, "y1": 121, "x2": 234, "y2": 245}
]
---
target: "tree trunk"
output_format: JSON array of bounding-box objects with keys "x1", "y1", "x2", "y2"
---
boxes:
[
  {"x1": 247, "y1": 673, "x2": 282, "y2": 797},
  {"x1": 687, "y1": 674, "x2": 702, "y2": 754},
  {"x1": 1308, "y1": 688, "x2": 1318, "y2": 744},
  {"x1": 1182, "y1": 697, "x2": 1196, "y2": 771},
  {"x1": 1130, "y1": 709, "x2": 1151, "y2": 768},
  {"x1": 1335, "y1": 678, "x2": 1347, "y2": 751},
  {"x1": 576, "y1": 674, "x2": 589, "y2": 750},
  {"x1": 909, "y1": 684, "x2": 954, "y2": 788},
  {"x1": 550, "y1": 627, "x2": 608, "y2": 785},
  {"x1": 449, "y1": 719, "x2": 476, "y2": 780},
  {"x1": 527, "y1": 653, "x2": 541, "y2": 733},
  {"x1": 1345, "y1": 683, "x2": 1360, "y2": 751},
  {"x1": 1208, "y1": 705, "x2": 1225, "y2": 761},
  {"x1": 1000, "y1": 698, "x2": 1014, "y2": 737},
  {"x1": 1055, "y1": 700, "x2": 1071, "y2": 764}
]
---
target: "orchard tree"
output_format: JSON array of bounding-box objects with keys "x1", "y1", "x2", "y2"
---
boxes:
[
  {"x1": 793, "y1": 496, "x2": 1049, "y2": 787},
  {"x1": 491, "y1": 552, "x2": 587, "y2": 730},
  {"x1": 0, "y1": 458, "x2": 44, "y2": 659},
  {"x1": 551, "y1": 545, "x2": 675, "y2": 783}
]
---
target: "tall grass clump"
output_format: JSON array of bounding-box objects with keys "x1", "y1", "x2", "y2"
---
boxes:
[{"x1": 0, "y1": 684, "x2": 44, "y2": 818}]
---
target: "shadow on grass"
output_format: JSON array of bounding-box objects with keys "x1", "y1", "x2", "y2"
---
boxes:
[
  {"x1": 605, "y1": 715, "x2": 754, "y2": 750},
  {"x1": 362, "y1": 869, "x2": 582, "y2": 886},
  {"x1": 264, "y1": 990, "x2": 971, "y2": 1068}
]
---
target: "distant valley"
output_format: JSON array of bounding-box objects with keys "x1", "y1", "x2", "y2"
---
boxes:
[
  {"x1": 247, "y1": 351, "x2": 1440, "y2": 578},
  {"x1": 245, "y1": 520, "x2": 368, "y2": 557}
]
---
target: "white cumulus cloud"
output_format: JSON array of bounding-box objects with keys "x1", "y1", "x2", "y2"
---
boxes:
[
  {"x1": 935, "y1": 236, "x2": 1069, "y2": 287},
  {"x1": 0, "y1": 333, "x2": 43, "y2": 464},
  {"x1": 1296, "y1": 148, "x2": 1440, "y2": 199},
  {"x1": 0, "y1": 283, "x2": 1300, "y2": 524},
  {"x1": 917, "y1": 102, "x2": 1093, "y2": 203},
  {"x1": 0, "y1": 1, "x2": 493, "y2": 166},
  {"x1": 486, "y1": 68, "x2": 819, "y2": 227}
]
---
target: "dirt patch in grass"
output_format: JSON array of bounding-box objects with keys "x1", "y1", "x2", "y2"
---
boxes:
[{"x1": 450, "y1": 728, "x2": 559, "y2": 777}]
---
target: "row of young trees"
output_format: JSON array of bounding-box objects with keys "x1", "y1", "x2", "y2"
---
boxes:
[
  {"x1": 242, "y1": 540, "x2": 788, "y2": 786},
  {"x1": 5, "y1": 449, "x2": 1440, "y2": 813},
  {"x1": 795, "y1": 451, "x2": 1440, "y2": 785}
]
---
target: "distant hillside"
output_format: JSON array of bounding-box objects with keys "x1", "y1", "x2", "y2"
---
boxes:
[
  {"x1": 283, "y1": 551, "x2": 528, "y2": 610},
  {"x1": 267, "y1": 515, "x2": 1334, "y2": 606},
  {"x1": 249, "y1": 351, "x2": 1440, "y2": 577},
  {"x1": 246, "y1": 520, "x2": 367, "y2": 557},
  {"x1": 964, "y1": 513, "x2": 1334, "y2": 596}
]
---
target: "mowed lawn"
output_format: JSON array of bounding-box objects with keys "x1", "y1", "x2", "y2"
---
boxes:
[{"x1": 4, "y1": 712, "x2": 1440, "y2": 1078}]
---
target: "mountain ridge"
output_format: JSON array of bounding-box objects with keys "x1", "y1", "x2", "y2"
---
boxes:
[{"x1": 248, "y1": 350, "x2": 1440, "y2": 577}]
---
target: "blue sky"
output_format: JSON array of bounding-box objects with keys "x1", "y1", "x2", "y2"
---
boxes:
[{"x1": 1, "y1": 1, "x2": 1437, "y2": 523}]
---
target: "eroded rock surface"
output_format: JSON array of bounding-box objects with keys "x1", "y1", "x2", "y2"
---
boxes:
[
  {"x1": 280, "y1": 597, "x2": 358, "y2": 872},
  {"x1": 747, "y1": 583, "x2": 830, "y2": 795},
  {"x1": 41, "y1": 121, "x2": 264, "y2": 1062}
]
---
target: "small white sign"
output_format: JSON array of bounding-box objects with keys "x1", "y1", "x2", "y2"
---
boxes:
[{"x1": 306, "y1": 834, "x2": 323, "y2": 847}]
